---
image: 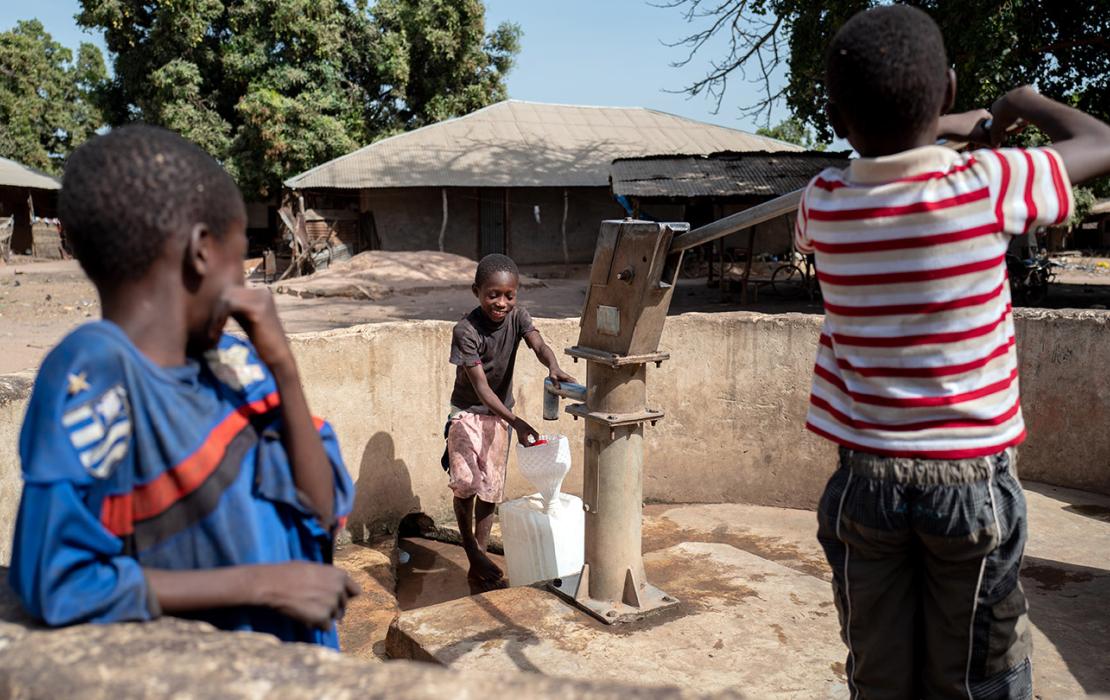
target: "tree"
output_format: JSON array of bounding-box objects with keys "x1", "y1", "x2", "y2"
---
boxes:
[
  {"x1": 659, "y1": 0, "x2": 1110, "y2": 144},
  {"x1": 0, "y1": 20, "x2": 107, "y2": 175},
  {"x1": 78, "y1": 0, "x2": 520, "y2": 199},
  {"x1": 756, "y1": 117, "x2": 826, "y2": 151}
]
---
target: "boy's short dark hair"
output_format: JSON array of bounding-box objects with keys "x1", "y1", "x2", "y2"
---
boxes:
[
  {"x1": 59, "y1": 124, "x2": 245, "y2": 286},
  {"x1": 826, "y1": 5, "x2": 949, "y2": 140},
  {"x1": 474, "y1": 254, "x2": 519, "y2": 287}
]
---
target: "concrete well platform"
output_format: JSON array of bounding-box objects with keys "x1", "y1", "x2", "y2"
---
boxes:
[{"x1": 386, "y1": 484, "x2": 1110, "y2": 698}]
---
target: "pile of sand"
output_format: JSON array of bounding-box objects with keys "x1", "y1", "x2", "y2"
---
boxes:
[{"x1": 274, "y1": 250, "x2": 542, "y2": 300}]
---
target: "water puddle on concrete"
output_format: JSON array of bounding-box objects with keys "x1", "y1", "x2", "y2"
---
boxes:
[{"x1": 395, "y1": 537, "x2": 507, "y2": 611}]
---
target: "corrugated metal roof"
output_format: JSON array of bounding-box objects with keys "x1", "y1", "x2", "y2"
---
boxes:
[
  {"x1": 0, "y1": 156, "x2": 60, "y2": 191},
  {"x1": 611, "y1": 151, "x2": 850, "y2": 198},
  {"x1": 285, "y1": 100, "x2": 804, "y2": 190}
]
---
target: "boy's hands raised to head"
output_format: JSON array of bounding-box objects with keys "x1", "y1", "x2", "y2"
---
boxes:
[
  {"x1": 985, "y1": 85, "x2": 1110, "y2": 184},
  {"x1": 220, "y1": 286, "x2": 293, "y2": 370}
]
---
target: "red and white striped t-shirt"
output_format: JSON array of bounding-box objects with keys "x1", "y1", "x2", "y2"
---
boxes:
[{"x1": 796, "y1": 145, "x2": 1073, "y2": 458}]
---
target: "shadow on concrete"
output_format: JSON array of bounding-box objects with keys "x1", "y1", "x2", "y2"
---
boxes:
[
  {"x1": 1022, "y1": 555, "x2": 1110, "y2": 695},
  {"x1": 347, "y1": 432, "x2": 421, "y2": 543},
  {"x1": 431, "y1": 591, "x2": 544, "y2": 673}
]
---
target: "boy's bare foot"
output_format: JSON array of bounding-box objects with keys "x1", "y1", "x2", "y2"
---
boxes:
[{"x1": 465, "y1": 547, "x2": 504, "y2": 582}]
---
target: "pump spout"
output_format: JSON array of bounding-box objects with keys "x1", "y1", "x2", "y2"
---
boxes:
[{"x1": 543, "y1": 377, "x2": 587, "y2": 421}]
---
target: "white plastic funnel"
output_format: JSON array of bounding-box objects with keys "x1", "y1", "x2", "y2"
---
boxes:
[{"x1": 516, "y1": 435, "x2": 572, "y2": 513}]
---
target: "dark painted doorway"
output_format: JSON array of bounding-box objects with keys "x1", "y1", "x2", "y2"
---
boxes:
[{"x1": 478, "y1": 188, "x2": 506, "y2": 257}]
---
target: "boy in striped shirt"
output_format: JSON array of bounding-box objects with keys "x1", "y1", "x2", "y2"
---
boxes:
[{"x1": 800, "y1": 6, "x2": 1110, "y2": 698}]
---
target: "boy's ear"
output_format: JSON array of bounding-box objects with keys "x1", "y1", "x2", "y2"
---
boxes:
[
  {"x1": 826, "y1": 102, "x2": 849, "y2": 140},
  {"x1": 942, "y1": 68, "x2": 957, "y2": 114},
  {"x1": 472, "y1": 283, "x2": 479, "y2": 298},
  {"x1": 185, "y1": 224, "x2": 214, "y2": 277}
]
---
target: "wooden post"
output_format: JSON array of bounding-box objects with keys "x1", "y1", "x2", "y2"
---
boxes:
[
  {"x1": 438, "y1": 188, "x2": 448, "y2": 252},
  {"x1": 561, "y1": 188, "x2": 569, "y2": 265}
]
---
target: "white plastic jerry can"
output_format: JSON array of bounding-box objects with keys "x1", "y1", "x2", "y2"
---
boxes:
[{"x1": 501, "y1": 435, "x2": 584, "y2": 587}]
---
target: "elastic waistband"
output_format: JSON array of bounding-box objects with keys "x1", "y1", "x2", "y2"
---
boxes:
[{"x1": 838, "y1": 447, "x2": 1016, "y2": 485}]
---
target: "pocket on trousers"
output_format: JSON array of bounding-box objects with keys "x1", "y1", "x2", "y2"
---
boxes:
[{"x1": 986, "y1": 583, "x2": 1033, "y2": 676}]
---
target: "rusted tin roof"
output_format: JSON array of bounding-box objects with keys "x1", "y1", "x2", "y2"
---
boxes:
[{"x1": 610, "y1": 151, "x2": 849, "y2": 199}]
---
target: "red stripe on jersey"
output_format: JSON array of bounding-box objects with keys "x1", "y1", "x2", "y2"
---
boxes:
[
  {"x1": 1022, "y1": 150, "x2": 1039, "y2": 233},
  {"x1": 826, "y1": 337, "x2": 1015, "y2": 378},
  {"x1": 1047, "y1": 151, "x2": 1069, "y2": 225},
  {"x1": 813, "y1": 363, "x2": 1018, "y2": 407},
  {"x1": 994, "y1": 151, "x2": 1011, "y2": 228},
  {"x1": 830, "y1": 305, "x2": 1011, "y2": 348},
  {"x1": 812, "y1": 222, "x2": 999, "y2": 255},
  {"x1": 811, "y1": 394, "x2": 1021, "y2": 432},
  {"x1": 805, "y1": 422, "x2": 1026, "y2": 459},
  {"x1": 823, "y1": 281, "x2": 1006, "y2": 317},
  {"x1": 100, "y1": 392, "x2": 282, "y2": 537},
  {"x1": 818, "y1": 254, "x2": 1005, "y2": 287},
  {"x1": 812, "y1": 158, "x2": 978, "y2": 192},
  {"x1": 808, "y1": 187, "x2": 989, "y2": 222}
]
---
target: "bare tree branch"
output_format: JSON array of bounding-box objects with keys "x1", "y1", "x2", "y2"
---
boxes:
[{"x1": 656, "y1": 0, "x2": 787, "y2": 120}]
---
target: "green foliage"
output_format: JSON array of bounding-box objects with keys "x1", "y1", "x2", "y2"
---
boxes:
[
  {"x1": 0, "y1": 20, "x2": 107, "y2": 175},
  {"x1": 1070, "y1": 187, "x2": 1098, "y2": 228},
  {"x1": 663, "y1": 1, "x2": 1110, "y2": 144},
  {"x1": 78, "y1": 0, "x2": 520, "y2": 199},
  {"x1": 756, "y1": 117, "x2": 826, "y2": 151}
]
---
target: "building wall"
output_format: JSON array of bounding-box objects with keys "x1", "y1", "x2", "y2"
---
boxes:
[
  {"x1": 0, "y1": 188, "x2": 55, "y2": 256},
  {"x1": 355, "y1": 186, "x2": 623, "y2": 264},
  {"x1": 505, "y1": 187, "x2": 627, "y2": 265}
]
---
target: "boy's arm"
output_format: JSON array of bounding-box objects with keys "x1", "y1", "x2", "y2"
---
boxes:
[
  {"x1": 10, "y1": 481, "x2": 357, "y2": 629},
  {"x1": 937, "y1": 109, "x2": 994, "y2": 144},
  {"x1": 462, "y1": 363, "x2": 540, "y2": 446},
  {"x1": 524, "y1": 329, "x2": 577, "y2": 388},
  {"x1": 989, "y1": 86, "x2": 1110, "y2": 184},
  {"x1": 222, "y1": 287, "x2": 335, "y2": 526},
  {"x1": 146, "y1": 563, "x2": 358, "y2": 631}
]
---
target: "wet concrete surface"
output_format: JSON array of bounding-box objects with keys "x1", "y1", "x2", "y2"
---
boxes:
[{"x1": 395, "y1": 537, "x2": 506, "y2": 611}]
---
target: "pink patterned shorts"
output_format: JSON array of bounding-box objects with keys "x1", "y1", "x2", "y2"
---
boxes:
[{"x1": 446, "y1": 412, "x2": 512, "y2": 503}]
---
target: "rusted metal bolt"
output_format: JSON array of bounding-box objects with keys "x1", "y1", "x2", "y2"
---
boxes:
[{"x1": 617, "y1": 267, "x2": 635, "y2": 283}]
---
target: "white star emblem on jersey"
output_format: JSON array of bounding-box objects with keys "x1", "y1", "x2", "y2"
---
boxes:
[{"x1": 67, "y1": 372, "x2": 90, "y2": 396}]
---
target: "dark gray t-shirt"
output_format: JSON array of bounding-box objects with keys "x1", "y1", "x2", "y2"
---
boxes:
[{"x1": 450, "y1": 306, "x2": 535, "y2": 412}]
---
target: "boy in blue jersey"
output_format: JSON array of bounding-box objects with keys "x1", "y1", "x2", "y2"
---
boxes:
[{"x1": 8, "y1": 125, "x2": 360, "y2": 648}]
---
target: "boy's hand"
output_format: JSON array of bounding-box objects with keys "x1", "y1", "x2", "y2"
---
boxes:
[
  {"x1": 988, "y1": 86, "x2": 1035, "y2": 146},
  {"x1": 254, "y1": 562, "x2": 360, "y2": 631},
  {"x1": 512, "y1": 417, "x2": 541, "y2": 447},
  {"x1": 221, "y1": 287, "x2": 293, "y2": 370},
  {"x1": 548, "y1": 368, "x2": 578, "y2": 390},
  {"x1": 938, "y1": 109, "x2": 993, "y2": 145}
]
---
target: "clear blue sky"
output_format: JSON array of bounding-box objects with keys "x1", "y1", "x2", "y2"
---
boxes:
[{"x1": 2, "y1": 0, "x2": 793, "y2": 134}]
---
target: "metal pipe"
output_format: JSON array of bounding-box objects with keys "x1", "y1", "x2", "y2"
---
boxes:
[
  {"x1": 668, "y1": 189, "x2": 802, "y2": 253},
  {"x1": 543, "y1": 378, "x2": 586, "y2": 421},
  {"x1": 583, "y1": 363, "x2": 646, "y2": 605}
]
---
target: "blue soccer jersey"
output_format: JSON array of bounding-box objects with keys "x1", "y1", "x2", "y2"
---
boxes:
[{"x1": 8, "y1": 321, "x2": 354, "y2": 648}]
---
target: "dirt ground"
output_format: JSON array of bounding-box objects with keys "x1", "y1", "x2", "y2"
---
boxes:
[{"x1": 4, "y1": 254, "x2": 1110, "y2": 375}]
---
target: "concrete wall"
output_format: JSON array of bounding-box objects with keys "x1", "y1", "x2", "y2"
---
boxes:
[
  {"x1": 358, "y1": 186, "x2": 624, "y2": 265},
  {"x1": 290, "y1": 309, "x2": 1110, "y2": 539},
  {"x1": 2, "y1": 310, "x2": 1110, "y2": 557}
]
